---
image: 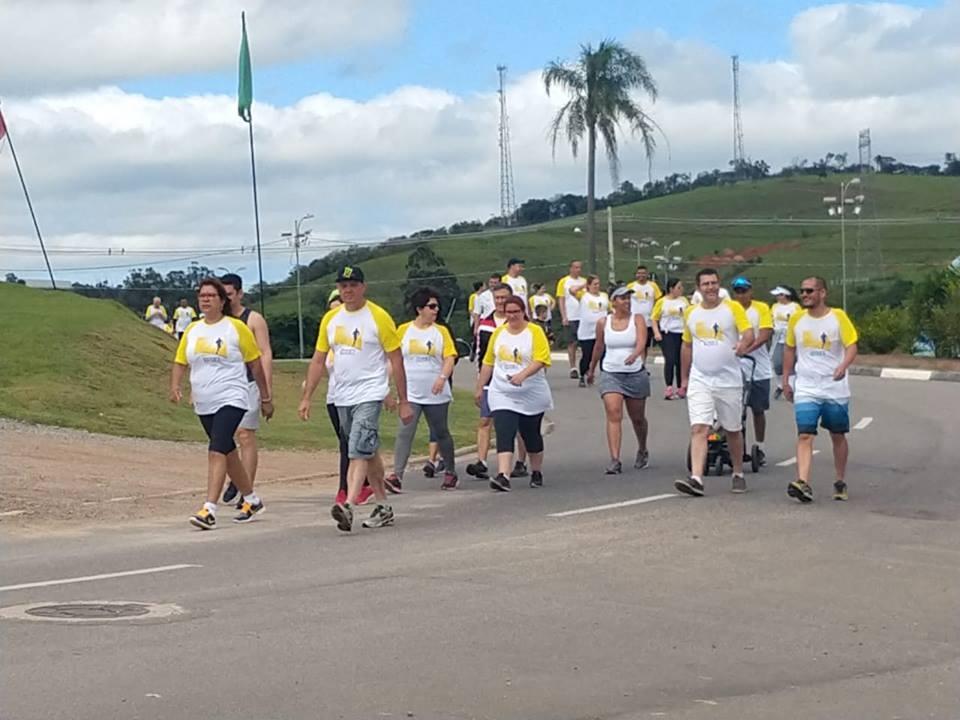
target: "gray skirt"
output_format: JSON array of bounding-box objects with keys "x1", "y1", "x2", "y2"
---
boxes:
[{"x1": 599, "y1": 369, "x2": 651, "y2": 399}]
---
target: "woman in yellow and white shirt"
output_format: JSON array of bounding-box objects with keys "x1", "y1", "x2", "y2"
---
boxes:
[
  {"x1": 574, "y1": 275, "x2": 609, "y2": 386},
  {"x1": 476, "y1": 294, "x2": 553, "y2": 492},
  {"x1": 170, "y1": 277, "x2": 272, "y2": 530},
  {"x1": 386, "y1": 288, "x2": 459, "y2": 491},
  {"x1": 651, "y1": 278, "x2": 690, "y2": 399},
  {"x1": 770, "y1": 286, "x2": 801, "y2": 397}
]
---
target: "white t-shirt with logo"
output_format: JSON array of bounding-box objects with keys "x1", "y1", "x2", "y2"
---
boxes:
[
  {"x1": 473, "y1": 289, "x2": 495, "y2": 321},
  {"x1": 316, "y1": 301, "x2": 400, "y2": 407},
  {"x1": 556, "y1": 274, "x2": 587, "y2": 321},
  {"x1": 682, "y1": 300, "x2": 752, "y2": 388},
  {"x1": 576, "y1": 292, "x2": 610, "y2": 340},
  {"x1": 145, "y1": 304, "x2": 168, "y2": 329},
  {"x1": 627, "y1": 280, "x2": 662, "y2": 326},
  {"x1": 173, "y1": 305, "x2": 197, "y2": 333},
  {"x1": 786, "y1": 308, "x2": 859, "y2": 400},
  {"x1": 398, "y1": 321, "x2": 456, "y2": 405},
  {"x1": 739, "y1": 300, "x2": 774, "y2": 380},
  {"x1": 482, "y1": 323, "x2": 554, "y2": 415},
  {"x1": 529, "y1": 293, "x2": 555, "y2": 322},
  {"x1": 501, "y1": 274, "x2": 528, "y2": 300},
  {"x1": 652, "y1": 296, "x2": 689, "y2": 334},
  {"x1": 772, "y1": 301, "x2": 801, "y2": 345},
  {"x1": 174, "y1": 317, "x2": 261, "y2": 415},
  {"x1": 691, "y1": 288, "x2": 730, "y2": 305}
]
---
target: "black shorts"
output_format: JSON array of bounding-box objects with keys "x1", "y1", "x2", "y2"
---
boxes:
[
  {"x1": 198, "y1": 405, "x2": 246, "y2": 455},
  {"x1": 745, "y1": 380, "x2": 771, "y2": 413}
]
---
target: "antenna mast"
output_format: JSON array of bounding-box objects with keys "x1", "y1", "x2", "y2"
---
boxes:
[
  {"x1": 731, "y1": 55, "x2": 746, "y2": 176},
  {"x1": 497, "y1": 64, "x2": 517, "y2": 224}
]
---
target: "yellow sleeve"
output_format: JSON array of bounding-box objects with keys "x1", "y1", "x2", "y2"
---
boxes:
[
  {"x1": 555, "y1": 276, "x2": 567, "y2": 297},
  {"x1": 190, "y1": 308, "x2": 197, "y2": 319},
  {"x1": 230, "y1": 318, "x2": 262, "y2": 362},
  {"x1": 468, "y1": 294, "x2": 476, "y2": 313},
  {"x1": 528, "y1": 297, "x2": 536, "y2": 313},
  {"x1": 438, "y1": 325, "x2": 457, "y2": 358},
  {"x1": 547, "y1": 294, "x2": 556, "y2": 309},
  {"x1": 756, "y1": 301, "x2": 774, "y2": 329},
  {"x1": 727, "y1": 300, "x2": 752, "y2": 333},
  {"x1": 396, "y1": 321, "x2": 411, "y2": 343},
  {"x1": 785, "y1": 310, "x2": 804, "y2": 348},
  {"x1": 371, "y1": 304, "x2": 401, "y2": 352},
  {"x1": 501, "y1": 274, "x2": 510, "y2": 283},
  {"x1": 531, "y1": 324, "x2": 552, "y2": 366},
  {"x1": 315, "y1": 308, "x2": 336, "y2": 353},
  {"x1": 173, "y1": 325, "x2": 191, "y2": 365},
  {"x1": 681, "y1": 305, "x2": 695, "y2": 343},
  {"x1": 482, "y1": 325, "x2": 505, "y2": 367},
  {"x1": 835, "y1": 309, "x2": 859, "y2": 345},
  {"x1": 652, "y1": 282, "x2": 663, "y2": 300},
  {"x1": 651, "y1": 298, "x2": 664, "y2": 322},
  {"x1": 144, "y1": 307, "x2": 152, "y2": 319},
  {"x1": 160, "y1": 306, "x2": 168, "y2": 319}
]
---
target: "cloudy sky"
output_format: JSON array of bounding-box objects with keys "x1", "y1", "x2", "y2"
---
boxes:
[{"x1": 1, "y1": 0, "x2": 958, "y2": 286}]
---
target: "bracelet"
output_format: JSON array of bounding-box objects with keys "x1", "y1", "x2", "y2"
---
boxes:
[{"x1": 261, "y1": 397, "x2": 273, "y2": 404}]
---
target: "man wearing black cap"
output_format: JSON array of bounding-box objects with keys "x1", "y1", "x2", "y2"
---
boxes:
[
  {"x1": 298, "y1": 265, "x2": 414, "y2": 532},
  {"x1": 502, "y1": 258, "x2": 528, "y2": 301}
]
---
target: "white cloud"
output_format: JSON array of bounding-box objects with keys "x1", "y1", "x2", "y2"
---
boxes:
[{"x1": 0, "y1": 0, "x2": 409, "y2": 93}]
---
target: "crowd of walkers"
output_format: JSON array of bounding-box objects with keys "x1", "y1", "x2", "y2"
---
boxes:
[{"x1": 169, "y1": 255, "x2": 859, "y2": 532}]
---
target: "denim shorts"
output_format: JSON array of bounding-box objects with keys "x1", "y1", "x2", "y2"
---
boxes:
[
  {"x1": 795, "y1": 398, "x2": 850, "y2": 435},
  {"x1": 337, "y1": 401, "x2": 383, "y2": 459}
]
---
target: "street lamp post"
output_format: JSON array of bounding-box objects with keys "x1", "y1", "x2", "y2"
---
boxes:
[
  {"x1": 281, "y1": 213, "x2": 314, "y2": 359},
  {"x1": 823, "y1": 178, "x2": 864, "y2": 311},
  {"x1": 653, "y1": 241, "x2": 682, "y2": 284}
]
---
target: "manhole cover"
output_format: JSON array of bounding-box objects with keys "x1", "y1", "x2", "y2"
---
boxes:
[
  {"x1": 0, "y1": 601, "x2": 186, "y2": 623},
  {"x1": 26, "y1": 602, "x2": 151, "y2": 619}
]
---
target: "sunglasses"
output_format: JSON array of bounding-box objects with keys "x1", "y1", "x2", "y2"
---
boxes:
[
  {"x1": 733, "y1": 286, "x2": 750, "y2": 293},
  {"x1": 424, "y1": 303, "x2": 440, "y2": 310},
  {"x1": 799, "y1": 288, "x2": 817, "y2": 295}
]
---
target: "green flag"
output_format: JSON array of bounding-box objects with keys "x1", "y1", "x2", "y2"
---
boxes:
[{"x1": 237, "y1": 12, "x2": 253, "y2": 122}]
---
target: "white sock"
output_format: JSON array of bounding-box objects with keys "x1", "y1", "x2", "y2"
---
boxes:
[
  {"x1": 690, "y1": 475, "x2": 702, "y2": 482},
  {"x1": 203, "y1": 501, "x2": 217, "y2": 515},
  {"x1": 243, "y1": 493, "x2": 260, "y2": 506}
]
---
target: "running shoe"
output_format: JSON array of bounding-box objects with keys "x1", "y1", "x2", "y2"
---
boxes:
[
  {"x1": 731, "y1": 475, "x2": 747, "y2": 494},
  {"x1": 490, "y1": 474, "x2": 511, "y2": 492},
  {"x1": 335, "y1": 489, "x2": 347, "y2": 506},
  {"x1": 362, "y1": 504, "x2": 395, "y2": 528},
  {"x1": 222, "y1": 482, "x2": 239, "y2": 504},
  {"x1": 569, "y1": 369, "x2": 579, "y2": 380},
  {"x1": 774, "y1": 386, "x2": 783, "y2": 400},
  {"x1": 578, "y1": 377, "x2": 587, "y2": 388},
  {"x1": 356, "y1": 484, "x2": 375, "y2": 505},
  {"x1": 331, "y1": 502, "x2": 354, "y2": 532},
  {"x1": 664, "y1": 387, "x2": 674, "y2": 400},
  {"x1": 676, "y1": 387, "x2": 687, "y2": 400},
  {"x1": 385, "y1": 474, "x2": 403, "y2": 494},
  {"x1": 605, "y1": 460, "x2": 623, "y2": 475},
  {"x1": 674, "y1": 476, "x2": 705, "y2": 497},
  {"x1": 634, "y1": 450, "x2": 650, "y2": 470},
  {"x1": 233, "y1": 499, "x2": 265, "y2": 523},
  {"x1": 833, "y1": 481, "x2": 848, "y2": 501},
  {"x1": 511, "y1": 461, "x2": 529, "y2": 478},
  {"x1": 788, "y1": 479, "x2": 814, "y2": 503},
  {"x1": 436, "y1": 459, "x2": 445, "y2": 473},
  {"x1": 466, "y1": 460, "x2": 489, "y2": 480},
  {"x1": 441, "y1": 472, "x2": 459, "y2": 490},
  {"x1": 422, "y1": 461, "x2": 437, "y2": 478},
  {"x1": 529, "y1": 470, "x2": 543, "y2": 488},
  {"x1": 189, "y1": 507, "x2": 216, "y2": 530}
]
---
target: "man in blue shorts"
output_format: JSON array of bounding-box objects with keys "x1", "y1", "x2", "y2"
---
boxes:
[{"x1": 782, "y1": 277, "x2": 859, "y2": 502}]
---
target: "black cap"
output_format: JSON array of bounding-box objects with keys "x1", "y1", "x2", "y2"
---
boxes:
[
  {"x1": 507, "y1": 257, "x2": 525, "y2": 267},
  {"x1": 336, "y1": 265, "x2": 365, "y2": 283}
]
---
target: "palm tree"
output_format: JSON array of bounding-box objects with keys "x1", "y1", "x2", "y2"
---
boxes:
[{"x1": 544, "y1": 40, "x2": 660, "y2": 273}]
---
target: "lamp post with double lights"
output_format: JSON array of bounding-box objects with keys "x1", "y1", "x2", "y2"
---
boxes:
[
  {"x1": 823, "y1": 179, "x2": 864, "y2": 311},
  {"x1": 281, "y1": 213, "x2": 314, "y2": 359}
]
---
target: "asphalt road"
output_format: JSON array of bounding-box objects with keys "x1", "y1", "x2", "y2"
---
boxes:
[{"x1": 3, "y1": 367, "x2": 959, "y2": 720}]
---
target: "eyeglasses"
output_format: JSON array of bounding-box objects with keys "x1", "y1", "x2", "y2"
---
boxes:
[
  {"x1": 424, "y1": 303, "x2": 440, "y2": 310},
  {"x1": 197, "y1": 293, "x2": 220, "y2": 299},
  {"x1": 799, "y1": 288, "x2": 817, "y2": 295},
  {"x1": 732, "y1": 287, "x2": 750, "y2": 293}
]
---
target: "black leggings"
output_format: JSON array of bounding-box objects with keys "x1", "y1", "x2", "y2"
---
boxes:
[
  {"x1": 493, "y1": 411, "x2": 545, "y2": 454},
  {"x1": 578, "y1": 339, "x2": 596, "y2": 377},
  {"x1": 660, "y1": 332, "x2": 683, "y2": 388},
  {"x1": 198, "y1": 405, "x2": 246, "y2": 455}
]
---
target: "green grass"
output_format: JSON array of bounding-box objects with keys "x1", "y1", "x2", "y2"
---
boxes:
[
  {"x1": 0, "y1": 283, "x2": 475, "y2": 453},
  {"x1": 266, "y1": 174, "x2": 960, "y2": 334}
]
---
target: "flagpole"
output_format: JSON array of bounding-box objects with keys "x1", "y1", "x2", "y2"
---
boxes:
[
  {"x1": 246, "y1": 117, "x2": 265, "y2": 316},
  {"x1": 238, "y1": 12, "x2": 265, "y2": 317},
  {"x1": 0, "y1": 106, "x2": 56, "y2": 289}
]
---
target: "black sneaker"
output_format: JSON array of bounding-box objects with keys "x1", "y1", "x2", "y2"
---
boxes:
[
  {"x1": 233, "y1": 499, "x2": 265, "y2": 523},
  {"x1": 674, "y1": 476, "x2": 705, "y2": 497},
  {"x1": 833, "y1": 481, "x2": 848, "y2": 501},
  {"x1": 605, "y1": 460, "x2": 623, "y2": 475},
  {"x1": 788, "y1": 479, "x2": 814, "y2": 503},
  {"x1": 569, "y1": 369, "x2": 579, "y2": 380},
  {"x1": 578, "y1": 377, "x2": 587, "y2": 388},
  {"x1": 422, "y1": 461, "x2": 437, "y2": 478},
  {"x1": 490, "y1": 474, "x2": 511, "y2": 492},
  {"x1": 331, "y1": 503, "x2": 354, "y2": 532},
  {"x1": 774, "y1": 387, "x2": 783, "y2": 400},
  {"x1": 466, "y1": 460, "x2": 489, "y2": 480},
  {"x1": 362, "y1": 504, "x2": 395, "y2": 528},
  {"x1": 529, "y1": 471, "x2": 543, "y2": 488},
  {"x1": 222, "y1": 482, "x2": 239, "y2": 504},
  {"x1": 189, "y1": 507, "x2": 216, "y2": 530},
  {"x1": 384, "y1": 474, "x2": 403, "y2": 494},
  {"x1": 435, "y1": 459, "x2": 445, "y2": 473},
  {"x1": 511, "y1": 461, "x2": 529, "y2": 478}
]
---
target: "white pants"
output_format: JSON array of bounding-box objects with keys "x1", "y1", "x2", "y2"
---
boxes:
[{"x1": 687, "y1": 381, "x2": 743, "y2": 432}]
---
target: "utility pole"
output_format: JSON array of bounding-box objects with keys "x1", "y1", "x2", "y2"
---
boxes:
[
  {"x1": 731, "y1": 55, "x2": 746, "y2": 177},
  {"x1": 497, "y1": 65, "x2": 517, "y2": 225},
  {"x1": 281, "y1": 213, "x2": 313, "y2": 359},
  {"x1": 606, "y1": 207, "x2": 616, "y2": 285},
  {"x1": 823, "y1": 180, "x2": 864, "y2": 311}
]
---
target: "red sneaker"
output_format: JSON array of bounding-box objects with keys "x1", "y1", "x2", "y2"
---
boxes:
[
  {"x1": 441, "y1": 472, "x2": 459, "y2": 490},
  {"x1": 335, "y1": 489, "x2": 347, "y2": 506},
  {"x1": 664, "y1": 387, "x2": 674, "y2": 400},
  {"x1": 356, "y1": 484, "x2": 375, "y2": 505},
  {"x1": 384, "y1": 474, "x2": 403, "y2": 494},
  {"x1": 676, "y1": 387, "x2": 687, "y2": 399}
]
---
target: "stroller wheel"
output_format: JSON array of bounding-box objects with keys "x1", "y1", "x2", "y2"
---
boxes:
[
  {"x1": 714, "y1": 455, "x2": 725, "y2": 477},
  {"x1": 750, "y1": 444, "x2": 761, "y2": 473}
]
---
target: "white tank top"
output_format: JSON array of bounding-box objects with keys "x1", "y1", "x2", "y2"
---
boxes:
[{"x1": 602, "y1": 316, "x2": 643, "y2": 373}]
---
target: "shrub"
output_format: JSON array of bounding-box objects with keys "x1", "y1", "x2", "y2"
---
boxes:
[
  {"x1": 857, "y1": 305, "x2": 910, "y2": 354},
  {"x1": 929, "y1": 284, "x2": 960, "y2": 358}
]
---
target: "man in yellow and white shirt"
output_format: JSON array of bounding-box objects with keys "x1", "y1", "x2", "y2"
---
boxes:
[
  {"x1": 783, "y1": 276, "x2": 858, "y2": 503},
  {"x1": 298, "y1": 265, "x2": 413, "y2": 532},
  {"x1": 731, "y1": 277, "x2": 774, "y2": 465},
  {"x1": 501, "y1": 257, "x2": 528, "y2": 300},
  {"x1": 677, "y1": 269, "x2": 754, "y2": 497},
  {"x1": 627, "y1": 265, "x2": 662, "y2": 347},
  {"x1": 172, "y1": 298, "x2": 197, "y2": 339},
  {"x1": 145, "y1": 297, "x2": 168, "y2": 329},
  {"x1": 556, "y1": 260, "x2": 587, "y2": 379}
]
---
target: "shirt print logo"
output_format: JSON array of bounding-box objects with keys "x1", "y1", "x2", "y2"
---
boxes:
[
  {"x1": 694, "y1": 320, "x2": 725, "y2": 342},
  {"x1": 408, "y1": 338, "x2": 436, "y2": 356},
  {"x1": 497, "y1": 344, "x2": 523, "y2": 364},
  {"x1": 195, "y1": 336, "x2": 228, "y2": 357},
  {"x1": 801, "y1": 330, "x2": 832, "y2": 351},
  {"x1": 333, "y1": 325, "x2": 363, "y2": 350}
]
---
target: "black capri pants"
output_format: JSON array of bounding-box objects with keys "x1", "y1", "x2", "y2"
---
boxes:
[
  {"x1": 493, "y1": 410, "x2": 545, "y2": 454},
  {"x1": 198, "y1": 405, "x2": 246, "y2": 455}
]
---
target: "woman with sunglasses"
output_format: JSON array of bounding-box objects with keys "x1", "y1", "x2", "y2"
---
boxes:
[
  {"x1": 386, "y1": 288, "x2": 459, "y2": 490},
  {"x1": 170, "y1": 277, "x2": 273, "y2": 530},
  {"x1": 476, "y1": 295, "x2": 553, "y2": 491}
]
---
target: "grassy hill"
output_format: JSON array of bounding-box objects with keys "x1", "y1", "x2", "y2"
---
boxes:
[
  {"x1": 267, "y1": 174, "x2": 960, "y2": 337},
  {"x1": 0, "y1": 283, "x2": 475, "y2": 451}
]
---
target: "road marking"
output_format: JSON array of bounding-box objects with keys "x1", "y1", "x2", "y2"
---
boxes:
[
  {"x1": 853, "y1": 416, "x2": 874, "y2": 430},
  {"x1": 548, "y1": 494, "x2": 677, "y2": 518},
  {"x1": 0, "y1": 509, "x2": 28, "y2": 517},
  {"x1": 0, "y1": 564, "x2": 201, "y2": 593},
  {"x1": 776, "y1": 450, "x2": 820, "y2": 467},
  {"x1": 880, "y1": 367, "x2": 932, "y2": 381}
]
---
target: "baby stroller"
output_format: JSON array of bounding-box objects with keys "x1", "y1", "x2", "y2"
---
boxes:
[{"x1": 686, "y1": 356, "x2": 762, "y2": 475}]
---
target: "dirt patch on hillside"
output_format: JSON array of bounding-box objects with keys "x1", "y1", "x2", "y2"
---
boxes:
[{"x1": 695, "y1": 240, "x2": 801, "y2": 266}]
